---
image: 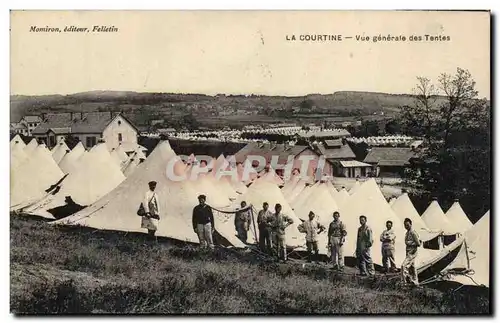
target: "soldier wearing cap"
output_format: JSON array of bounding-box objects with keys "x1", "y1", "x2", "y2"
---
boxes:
[
  {"x1": 192, "y1": 194, "x2": 215, "y2": 249},
  {"x1": 328, "y1": 211, "x2": 347, "y2": 271},
  {"x1": 142, "y1": 181, "x2": 160, "y2": 239}
]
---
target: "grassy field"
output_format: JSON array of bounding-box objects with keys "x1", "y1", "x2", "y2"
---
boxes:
[{"x1": 10, "y1": 216, "x2": 490, "y2": 315}]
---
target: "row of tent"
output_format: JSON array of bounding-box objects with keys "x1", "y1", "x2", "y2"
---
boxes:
[
  {"x1": 10, "y1": 135, "x2": 147, "y2": 217},
  {"x1": 9, "y1": 135, "x2": 489, "y2": 288}
]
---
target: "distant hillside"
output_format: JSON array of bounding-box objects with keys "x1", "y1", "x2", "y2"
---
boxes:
[{"x1": 9, "y1": 90, "x2": 446, "y2": 125}]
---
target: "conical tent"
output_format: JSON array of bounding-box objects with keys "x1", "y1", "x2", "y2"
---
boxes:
[
  {"x1": 24, "y1": 143, "x2": 126, "y2": 217},
  {"x1": 24, "y1": 138, "x2": 38, "y2": 155},
  {"x1": 110, "y1": 149, "x2": 125, "y2": 167},
  {"x1": 10, "y1": 135, "x2": 26, "y2": 149},
  {"x1": 391, "y1": 193, "x2": 441, "y2": 242},
  {"x1": 235, "y1": 179, "x2": 306, "y2": 248},
  {"x1": 391, "y1": 193, "x2": 428, "y2": 232},
  {"x1": 325, "y1": 180, "x2": 338, "y2": 194},
  {"x1": 51, "y1": 140, "x2": 70, "y2": 164},
  {"x1": 338, "y1": 179, "x2": 408, "y2": 266},
  {"x1": 237, "y1": 160, "x2": 258, "y2": 185},
  {"x1": 114, "y1": 145, "x2": 129, "y2": 162},
  {"x1": 448, "y1": 211, "x2": 490, "y2": 287},
  {"x1": 11, "y1": 141, "x2": 29, "y2": 171},
  {"x1": 334, "y1": 188, "x2": 350, "y2": 208},
  {"x1": 11, "y1": 144, "x2": 64, "y2": 210},
  {"x1": 210, "y1": 155, "x2": 238, "y2": 200},
  {"x1": 293, "y1": 182, "x2": 339, "y2": 224},
  {"x1": 257, "y1": 166, "x2": 284, "y2": 186},
  {"x1": 421, "y1": 200, "x2": 457, "y2": 235},
  {"x1": 58, "y1": 142, "x2": 86, "y2": 174},
  {"x1": 185, "y1": 165, "x2": 233, "y2": 208},
  {"x1": 445, "y1": 201, "x2": 473, "y2": 232},
  {"x1": 349, "y1": 180, "x2": 361, "y2": 195},
  {"x1": 122, "y1": 152, "x2": 143, "y2": 177},
  {"x1": 286, "y1": 179, "x2": 308, "y2": 204},
  {"x1": 53, "y1": 141, "x2": 244, "y2": 247},
  {"x1": 290, "y1": 181, "x2": 319, "y2": 210}
]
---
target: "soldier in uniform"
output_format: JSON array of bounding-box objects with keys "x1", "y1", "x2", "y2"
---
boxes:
[
  {"x1": 402, "y1": 218, "x2": 421, "y2": 286},
  {"x1": 257, "y1": 202, "x2": 273, "y2": 253},
  {"x1": 268, "y1": 203, "x2": 294, "y2": 262},
  {"x1": 234, "y1": 201, "x2": 252, "y2": 243},
  {"x1": 380, "y1": 220, "x2": 397, "y2": 273},
  {"x1": 356, "y1": 215, "x2": 374, "y2": 276},
  {"x1": 328, "y1": 211, "x2": 347, "y2": 271},
  {"x1": 298, "y1": 211, "x2": 325, "y2": 263}
]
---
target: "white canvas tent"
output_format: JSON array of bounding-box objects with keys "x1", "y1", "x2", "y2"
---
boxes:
[
  {"x1": 11, "y1": 140, "x2": 29, "y2": 171},
  {"x1": 337, "y1": 179, "x2": 411, "y2": 266},
  {"x1": 10, "y1": 135, "x2": 25, "y2": 149},
  {"x1": 293, "y1": 182, "x2": 339, "y2": 224},
  {"x1": 281, "y1": 173, "x2": 301, "y2": 198},
  {"x1": 257, "y1": 166, "x2": 284, "y2": 186},
  {"x1": 285, "y1": 179, "x2": 308, "y2": 204},
  {"x1": 53, "y1": 141, "x2": 245, "y2": 248},
  {"x1": 23, "y1": 143, "x2": 126, "y2": 218},
  {"x1": 349, "y1": 180, "x2": 361, "y2": 195},
  {"x1": 391, "y1": 193, "x2": 441, "y2": 242},
  {"x1": 450, "y1": 211, "x2": 490, "y2": 287},
  {"x1": 51, "y1": 140, "x2": 70, "y2": 164},
  {"x1": 421, "y1": 200, "x2": 457, "y2": 235},
  {"x1": 290, "y1": 181, "x2": 319, "y2": 210},
  {"x1": 335, "y1": 188, "x2": 350, "y2": 208},
  {"x1": 445, "y1": 200, "x2": 473, "y2": 232},
  {"x1": 58, "y1": 142, "x2": 86, "y2": 174},
  {"x1": 24, "y1": 138, "x2": 38, "y2": 154},
  {"x1": 11, "y1": 144, "x2": 64, "y2": 211},
  {"x1": 122, "y1": 152, "x2": 144, "y2": 177}
]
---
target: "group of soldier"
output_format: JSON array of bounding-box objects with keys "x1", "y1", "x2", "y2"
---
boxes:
[
  {"x1": 142, "y1": 187, "x2": 421, "y2": 287},
  {"x1": 233, "y1": 201, "x2": 422, "y2": 286}
]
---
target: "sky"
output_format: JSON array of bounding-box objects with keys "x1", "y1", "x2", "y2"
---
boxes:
[{"x1": 10, "y1": 11, "x2": 490, "y2": 99}]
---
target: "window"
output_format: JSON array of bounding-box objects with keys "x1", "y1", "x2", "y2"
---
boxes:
[
  {"x1": 118, "y1": 120, "x2": 122, "y2": 126},
  {"x1": 118, "y1": 133, "x2": 123, "y2": 142},
  {"x1": 86, "y1": 136, "x2": 97, "y2": 148},
  {"x1": 49, "y1": 135, "x2": 56, "y2": 148}
]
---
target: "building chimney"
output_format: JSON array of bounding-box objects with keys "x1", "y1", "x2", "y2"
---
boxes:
[
  {"x1": 454, "y1": 198, "x2": 459, "y2": 202},
  {"x1": 401, "y1": 188, "x2": 407, "y2": 194},
  {"x1": 432, "y1": 196, "x2": 438, "y2": 201}
]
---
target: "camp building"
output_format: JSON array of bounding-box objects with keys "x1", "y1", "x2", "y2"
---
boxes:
[{"x1": 32, "y1": 112, "x2": 139, "y2": 151}]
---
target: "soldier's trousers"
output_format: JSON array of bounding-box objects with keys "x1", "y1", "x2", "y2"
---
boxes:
[
  {"x1": 357, "y1": 248, "x2": 374, "y2": 275},
  {"x1": 274, "y1": 234, "x2": 287, "y2": 261},
  {"x1": 382, "y1": 246, "x2": 397, "y2": 271},
  {"x1": 402, "y1": 250, "x2": 418, "y2": 285},
  {"x1": 331, "y1": 237, "x2": 344, "y2": 268}
]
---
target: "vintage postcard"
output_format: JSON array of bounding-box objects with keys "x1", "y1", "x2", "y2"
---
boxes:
[{"x1": 9, "y1": 10, "x2": 491, "y2": 314}]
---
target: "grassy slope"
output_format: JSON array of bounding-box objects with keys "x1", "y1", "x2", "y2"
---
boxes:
[{"x1": 10, "y1": 216, "x2": 489, "y2": 314}]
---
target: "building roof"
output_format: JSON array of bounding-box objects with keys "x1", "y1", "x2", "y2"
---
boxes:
[
  {"x1": 22, "y1": 115, "x2": 42, "y2": 123},
  {"x1": 324, "y1": 139, "x2": 342, "y2": 148},
  {"x1": 338, "y1": 160, "x2": 372, "y2": 168},
  {"x1": 32, "y1": 112, "x2": 138, "y2": 135},
  {"x1": 234, "y1": 142, "x2": 310, "y2": 164},
  {"x1": 315, "y1": 142, "x2": 356, "y2": 160},
  {"x1": 11, "y1": 123, "x2": 27, "y2": 130},
  {"x1": 363, "y1": 147, "x2": 415, "y2": 166},
  {"x1": 49, "y1": 127, "x2": 72, "y2": 135}
]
